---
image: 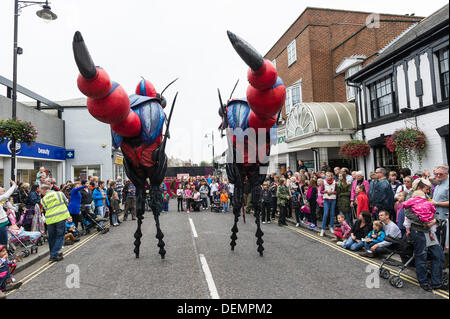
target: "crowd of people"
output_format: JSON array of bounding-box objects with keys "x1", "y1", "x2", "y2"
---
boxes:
[{"x1": 0, "y1": 161, "x2": 448, "y2": 297}]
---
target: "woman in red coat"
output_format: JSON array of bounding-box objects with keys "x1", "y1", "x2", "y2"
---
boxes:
[{"x1": 356, "y1": 184, "x2": 369, "y2": 219}]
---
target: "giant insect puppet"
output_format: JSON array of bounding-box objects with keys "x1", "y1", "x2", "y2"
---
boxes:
[
  {"x1": 219, "y1": 31, "x2": 286, "y2": 256},
  {"x1": 72, "y1": 31, "x2": 177, "y2": 259}
]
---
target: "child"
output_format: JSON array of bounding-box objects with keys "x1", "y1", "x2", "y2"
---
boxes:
[
  {"x1": 110, "y1": 191, "x2": 120, "y2": 226},
  {"x1": 0, "y1": 244, "x2": 22, "y2": 294},
  {"x1": 65, "y1": 217, "x2": 80, "y2": 245},
  {"x1": 220, "y1": 189, "x2": 228, "y2": 213},
  {"x1": 395, "y1": 191, "x2": 407, "y2": 238},
  {"x1": 363, "y1": 220, "x2": 386, "y2": 253},
  {"x1": 333, "y1": 213, "x2": 351, "y2": 244},
  {"x1": 403, "y1": 190, "x2": 437, "y2": 240},
  {"x1": 162, "y1": 190, "x2": 170, "y2": 212},
  {"x1": 184, "y1": 185, "x2": 192, "y2": 213},
  {"x1": 356, "y1": 184, "x2": 369, "y2": 219}
]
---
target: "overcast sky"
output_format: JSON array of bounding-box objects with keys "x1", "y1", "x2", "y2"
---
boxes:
[{"x1": 0, "y1": 0, "x2": 447, "y2": 164}]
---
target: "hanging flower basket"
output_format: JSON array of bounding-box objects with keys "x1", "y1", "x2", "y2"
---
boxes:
[
  {"x1": 0, "y1": 118, "x2": 38, "y2": 146},
  {"x1": 339, "y1": 140, "x2": 371, "y2": 159},
  {"x1": 385, "y1": 127, "x2": 426, "y2": 168}
]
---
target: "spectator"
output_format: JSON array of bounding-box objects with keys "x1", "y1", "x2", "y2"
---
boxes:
[
  {"x1": 277, "y1": 178, "x2": 290, "y2": 226},
  {"x1": 431, "y1": 165, "x2": 449, "y2": 253},
  {"x1": 297, "y1": 160, "x2": 308, "y2": 173},
  {"x1": 395, "y1": 191, "x2": 407, "y2": 238},
  {"x1": 333, "y1": 167, "x2": 341, "y2": 180},
  {"x1": 220, "y1": 188, "x2": 229, "y2": 213},
  {"x1": 286, "y1": 167, "x2": 293, "y2": 176},
  {"x1": 332, "y1": 213, "x2": 351, "y2": 244},
  {"x1": 356, "y1": 184, "x2": 369, "y2": 220},
  {"x1": 341, "y1": 168, "x2": 353, "y2": 184},
  {"x1": 361, "y1": 220, "x2": 386, "y2": 254},
  {"x1": 316, "y1": 178, "x2": 324, "y2": 222},
  {"x1": 337, "y1": 173, "x2": 352, "y2": 227},
  {"x1": 123, "y1": 181, "x2": 137, "y2": 221},
  {"x1": 93, "y1": 181, "x2": 109, "y2": 228},
  {"x1": 321, "y1": 162, "x2": 331, "y2": 172},
  {"x1": 40, "y1": 184, "x2": 71, "y2": 262},
  {"x1": 162, "y1": 190, "x2": 170, "y2": 212},
  {"x1": 0, "y1": 180, "x2": 17, "y2": 246},
  {"x1": 0, "y1": 244, "x2": 22, "y2": 296},
  {"x1": 110, "y1": 191, "x2": 121, "y2": 226},
  {"x1": 261, "y1": 182, "x2": 272, "y2": 224},
  {"x1": 403, "y1": 189, "x2": 437, "y2": 239},
  {"x1": 388, "y1": 171, "x2": 402, "y2": 195},
  {"x1": 360, "y1": 210, "x2": 402, "y2": 258},
  {"x1": 372, "y1": 168, "x2": 395, "y2": 221},
  {"x1": 341, "y1": 211, "x2": 372, "y2": 251},
  {"x1": 228, "y1": 183, "x2": 234, "y2": 208},
  {"x1": 395, "y1": 176, "x2": 413, "y2": 200},
  {"x1": 67, "y1": 181, "x2": 86, "y2": 231},
  {"x1": 209, "y1": 179, "x2": 219, "y2": 207},
  {"x1": 398, "y1": 168, "x2": 412, "y2": 184},
  {"x1": 115, "y1": 177, "x2": 124, "y2": 203},
  {"x1": 26, "y1": 184, "x2": 41, "y2": 207},
  {"x1": 319, "y1": 172, "x2": 337, "y2": 237},
  {"x1": 350, "y1": 171, "x2": 370, "y2": 213},
  {"x1": 404, "y1": 178, "x2": 445, "y2": 291},
  {"x1": 184, "y1": 184, "x2": 193, "y2": 213},
  {"x1": 64, "y1": 216, "x2": 80, "y2": 245},
  {"x1": 177, "y1": 184, "x2": 185, "y2": 212},
  {"x1": 306, "y1": 179, "x2": 318, "y2": 229}
]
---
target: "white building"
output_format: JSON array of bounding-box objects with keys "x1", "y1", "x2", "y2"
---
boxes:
[{"x1": 348, "y1": 4, "x2": 449, "y2": 176}]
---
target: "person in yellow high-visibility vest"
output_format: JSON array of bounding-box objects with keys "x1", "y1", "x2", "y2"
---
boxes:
[{"x1": 40, "y1": 184, "x2": 71, "y2": 262}]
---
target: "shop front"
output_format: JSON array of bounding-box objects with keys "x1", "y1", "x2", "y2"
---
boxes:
[{"x1": 0, "y1": 139, "x2": 66, "y2": 186}]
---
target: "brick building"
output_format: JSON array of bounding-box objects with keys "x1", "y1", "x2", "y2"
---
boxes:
[{"x1": 265, "y1": 7, "x2": 423, "y2": 174}]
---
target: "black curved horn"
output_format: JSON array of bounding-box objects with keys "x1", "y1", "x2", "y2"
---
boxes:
[
  {"x1": 73, "y1": 31, "x2": 97, "y2": 79},
  {"x1": 227, "y1": 30, "x2": 263, "y2": 71}
]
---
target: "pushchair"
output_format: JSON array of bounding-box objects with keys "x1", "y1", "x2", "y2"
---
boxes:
[
  {"x1": 379, "y1": 235, "x2": 414, "y2": 288},
  {"x1": 7, "y1": 228, "x2": 43, "y2": 258},
  {"x1": 81, "y1": 208, "x2": 109, "y2": 235},
  {"x1": 210, "y1": 192, "x2": 222, "y2": 213}
]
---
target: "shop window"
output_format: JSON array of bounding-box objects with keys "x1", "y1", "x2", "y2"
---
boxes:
[{"x1": 74, "y1": 165, "x2": 101, "y2": 181}]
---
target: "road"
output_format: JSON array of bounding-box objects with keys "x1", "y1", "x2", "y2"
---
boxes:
[{"x1": 6, "y1": 202, "x2": 448, "y2": 299}]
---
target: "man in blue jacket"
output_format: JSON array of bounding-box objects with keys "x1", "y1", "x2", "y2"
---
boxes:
[{"x1": 93, "y1": 181, "x2": 109, "y2": 229}]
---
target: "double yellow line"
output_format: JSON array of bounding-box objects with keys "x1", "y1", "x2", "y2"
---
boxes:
[
  {"x1": 281, "y1": 222, "x2": 449, "y2": 299},
  {"x1": 6, "y1": 231, "x2": 100, "y2": 296}
]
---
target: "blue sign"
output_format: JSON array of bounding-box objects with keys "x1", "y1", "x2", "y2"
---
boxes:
[
  {"x1": 65, "y1": 150, "x2": 75, "y2": 159},
  {"x1": 0, "y1": 139, "x2": 66, "y2": 160}
]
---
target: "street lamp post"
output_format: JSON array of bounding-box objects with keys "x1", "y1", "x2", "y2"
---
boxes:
[
  {"x1": 10, "y1": 0, "x2": 57, "y2": 181},
  {"x1": 205, "y1": 131, "x2": 215, "y2": 174}
]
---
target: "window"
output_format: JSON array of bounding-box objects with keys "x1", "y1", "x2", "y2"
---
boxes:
[
  {"x1": 287, "y1": 40, "x2": 296, "y2": 66},
  {"x1": 438, "y1": 47, "x2": 449, "y2": 100},
  {"x1": 345, "y1": 65, "x2": 361, "y2": 101},
  {"x1": 374, "y1": 146, "x2": 399, "y2": 172},
  {"x1": 369, "y1": 75, "x2": 395, "y2": 120},
  {"x1": 284, "y1": 81, "x2": 302, "y2": 114},
  {"x1": 272, "y1": 59, "x2": 276, "y2": 69},
  {"x1": 74, "y1": 165, "x2": 101, "y2": 181}
]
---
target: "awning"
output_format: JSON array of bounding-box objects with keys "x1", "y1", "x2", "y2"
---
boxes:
[{"x1": 437, "y1": 124, "x2": 449, "y2": 137}]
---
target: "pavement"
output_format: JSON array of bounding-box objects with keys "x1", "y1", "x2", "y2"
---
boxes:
[{"x1": 6, "y1": 202, "x2": 449, "y2": 299}]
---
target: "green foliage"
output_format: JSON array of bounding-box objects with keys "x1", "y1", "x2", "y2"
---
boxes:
[{"x1": 0, "y1": 118, "x2": 38, "y2": 146}]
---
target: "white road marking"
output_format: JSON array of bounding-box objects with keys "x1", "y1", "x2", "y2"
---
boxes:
[
  {"x1": 189, "y1": 217, "x2": 198, "y2": 238},
  {"x1": 199, "y1": 254, "x2": 220, "y2": 299}
]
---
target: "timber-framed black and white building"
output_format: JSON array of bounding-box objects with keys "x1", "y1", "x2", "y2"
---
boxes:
[{"x1": 348, "y1": 4, "x2": 449, "y2": 175}]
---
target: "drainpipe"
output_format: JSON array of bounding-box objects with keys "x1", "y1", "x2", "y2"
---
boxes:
[{"x1": 346, "y1": 79, "x2": 367, "y2": 179}]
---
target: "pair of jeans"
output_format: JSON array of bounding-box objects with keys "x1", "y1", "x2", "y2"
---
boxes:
[
  {"x1": 177, "y1": 198, "x2": 184, "y2": 211},
  {"x1": 271, "y1": 197, "x2": 277, "y2": 219},
  {"x1": 363, "y1": 241, "x2": 377, "y2": 251},
  {"x1": 222, "y1": 202, "x2": 228, "y2": 212},
  {"x1": 279, "y1": 205, "x2": 287, "y2": 225},
  {"x1": 411, "y1": 229, "x2": 444, "y2": 287},
  {"x1": 0, "y1": 226, "x2": 8, "y2": 246},
  {"x1": 111, "y1": 213, "x2": 118, "y2": 225},
  {"x1": 95, "y1": 206, "x2": 106, "y2": 227},
  {"x1": 342, "y1": 237, "x2": 364, "y2": 251},
  {"x1": 294, "y1": 206, "x2": 301, "y2": 223},
  {"x1": 47, "y1": 220, "x2": 66, "y2": 259},
  {"x1": 322, "y1": 200, "x2": 336, "y2": 230},
  {"x1": 163, "y1": 201, "x2": 169, "y2": 212},
  {"x1": 261, "y1": 202, "x2": 271, "y2": 222},
  {"x1": 201, "y1": 197, "x2": 208, "y2": 209}
]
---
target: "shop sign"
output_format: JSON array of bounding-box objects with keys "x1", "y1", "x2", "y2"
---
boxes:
[
  {"x1": 0, "y1": 139, "x2": 65, "y2": 160},
  {"x1": 115, "y1": 155, "x2": 123, "y2": 165}
]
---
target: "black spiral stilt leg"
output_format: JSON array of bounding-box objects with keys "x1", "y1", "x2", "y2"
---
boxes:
[
  {"x1": 154, "y1": 213, "x2": 166, "y2": 259},
  {"x1": 134, "y1": 190, "x2": 145, "y2": 258},
  {"x1": 150, "y1": 185, "x2": 166, "y2": 259},
  {"x1": 254, "y1": 209, "x2": 264, "y2": 256},
  {"x1": 230, "y1": 206, "x2": 239, "y2": 251}
]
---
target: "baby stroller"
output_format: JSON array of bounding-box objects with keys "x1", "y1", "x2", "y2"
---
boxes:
[
  {"x1": 379, "y1": 235, "x2": 414, "y2": 288},
  {"x1": 7, "y1": 228, "x2": 42, "y2": 258},
  {"x1": 210, "y1": 192, "x2": 222, "y2": 213},
  {"x1": 81, "y1": 209, "x2": 109, "y2": 235}
]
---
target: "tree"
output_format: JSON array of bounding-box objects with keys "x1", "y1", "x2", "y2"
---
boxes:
[{"x1": 199, "y1": 161, "x2": 212, "y2": 167}]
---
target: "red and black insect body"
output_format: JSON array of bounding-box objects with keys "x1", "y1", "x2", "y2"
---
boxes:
[
  {"x1": 73, "y1": 31, "x2": 178, "y2": 259},
  {"x1": 219, "y1": 31, "x2": 286, "y2": 256}
]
